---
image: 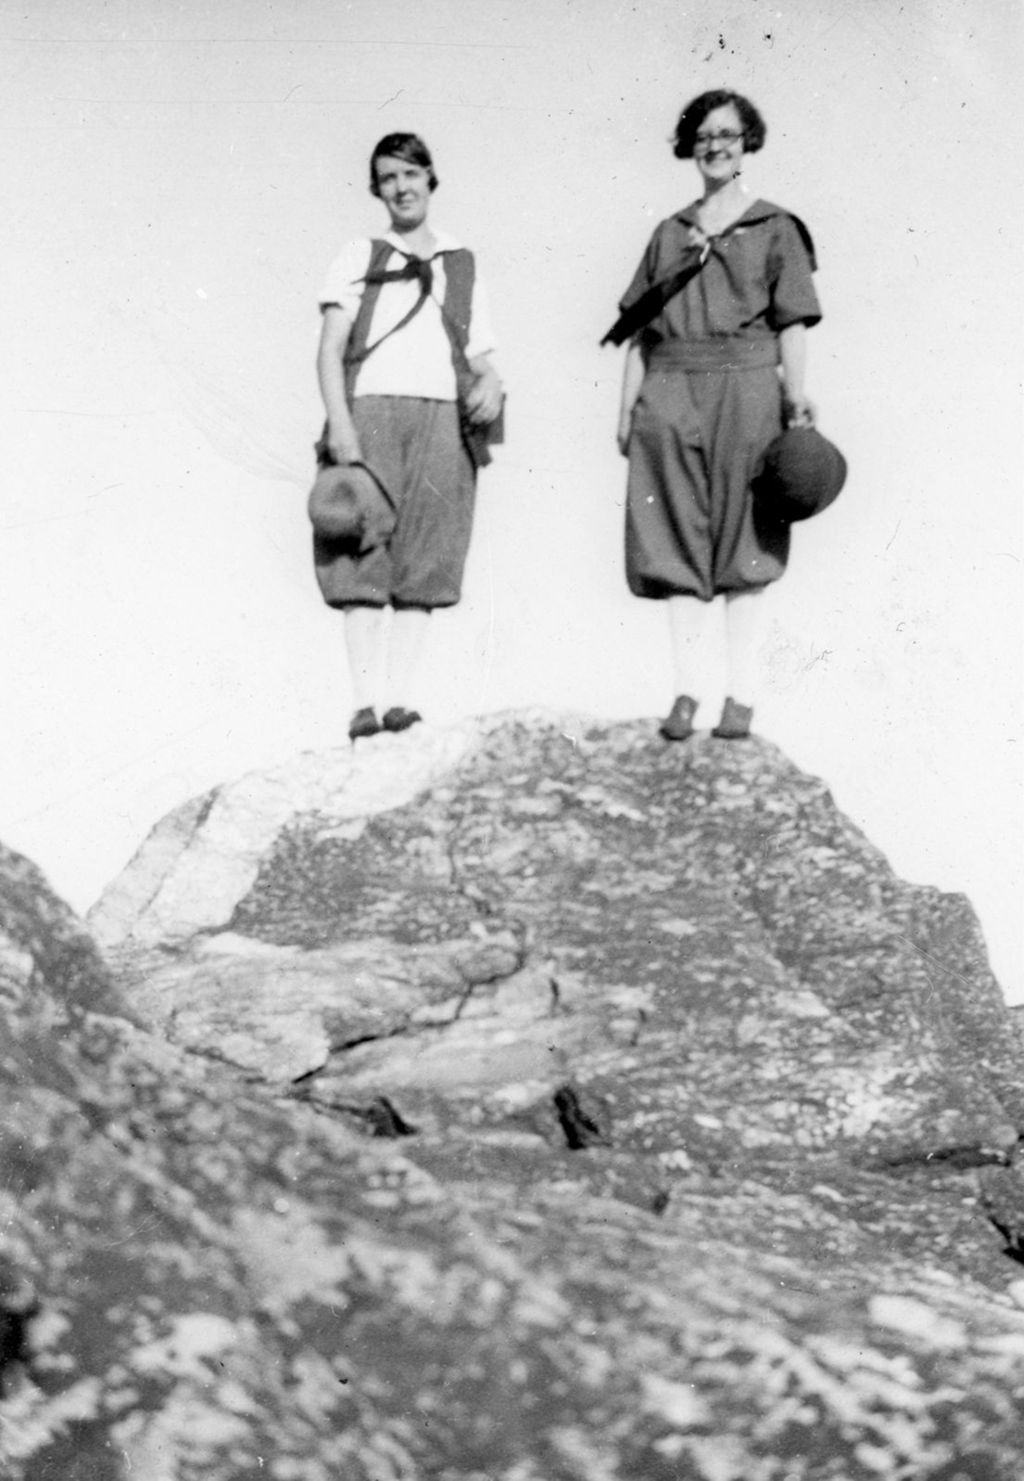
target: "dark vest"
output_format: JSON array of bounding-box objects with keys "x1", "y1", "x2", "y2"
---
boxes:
[{"x1": 342, "y1": 239, "x2": 476, "y2": 403}]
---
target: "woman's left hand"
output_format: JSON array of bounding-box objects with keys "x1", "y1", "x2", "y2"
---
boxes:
[
  {"x1": 464, "y1": 364, "x2": 504, "y2": 425},
  {"x1": 784, "y1": 393, "x2": 816, "y2": 427}
]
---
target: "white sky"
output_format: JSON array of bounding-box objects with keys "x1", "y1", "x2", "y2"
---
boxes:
[{"x1": 1, "y1": 0, "x2": 1021, "y2": 999}]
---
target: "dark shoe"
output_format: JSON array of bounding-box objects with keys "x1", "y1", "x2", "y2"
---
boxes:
[
  {"x1": 382, "y1": 706, "x2": 422, "y2": 733},
  {"x1": 659, "y1": 694, "x2": 698, "y2": 741},
  {"x1": 348, "y1": 706, "x2": 381, "y2": 741},
  {"x1": 712, "y1": 696, "x2": 754, "y2": 739}
]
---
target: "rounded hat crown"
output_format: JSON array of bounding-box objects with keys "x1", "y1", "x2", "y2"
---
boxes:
[
  {"x1": 753, "y1": 426, "x2": 848, "y2": 523},
  {"x1": 308, "y1": 462, "x2": 395, "y2": 549}
]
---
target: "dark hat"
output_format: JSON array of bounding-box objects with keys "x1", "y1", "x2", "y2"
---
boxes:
[
  {"x1": 307, "y1": 460, "x2": 395, "y2": 552},
  {"x1": 752, "y1": 426, "x2": 848, "y2": 524}
]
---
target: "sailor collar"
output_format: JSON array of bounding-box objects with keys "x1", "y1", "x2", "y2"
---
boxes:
[
  {"x1": 382, "y1": 228, "x2": 463, "y2": 259},
  {"x1": 673, "y1": 198, "x2": 816, "y2": 267}
]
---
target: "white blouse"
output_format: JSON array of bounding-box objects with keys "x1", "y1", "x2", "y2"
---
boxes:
[{"x1": 319, "y1": 230, "x2": 497, "y2": 402}]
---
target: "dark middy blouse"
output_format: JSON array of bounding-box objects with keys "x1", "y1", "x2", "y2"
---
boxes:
[{"x1": 618, "y1": 198, "x2": 822, "y2": 351}]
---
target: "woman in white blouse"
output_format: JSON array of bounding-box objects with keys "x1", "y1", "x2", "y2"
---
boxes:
[{"x1": 316, "y1": 132, "x2": 503, "y2": 740}]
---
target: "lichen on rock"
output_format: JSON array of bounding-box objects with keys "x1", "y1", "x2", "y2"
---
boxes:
[{"x1": 2, "y1": 713, "x2": 1023, "y2": 1479}]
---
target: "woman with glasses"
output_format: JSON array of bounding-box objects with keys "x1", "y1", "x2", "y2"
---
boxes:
[{"x1": 605, "y1": 90, "x2": 821, "y2": 741}]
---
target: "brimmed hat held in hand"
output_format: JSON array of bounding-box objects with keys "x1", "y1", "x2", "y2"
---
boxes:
[
  {"x1": 307, "y1": 461, "x2": 395, "y2": 553},
  {"x1": 752, "y1": 425, "x2": 847, "y2": 524}
]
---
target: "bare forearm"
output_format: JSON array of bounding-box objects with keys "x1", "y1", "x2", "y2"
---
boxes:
[
  {"x1": 778, "y1": 324, "x2": 811, "y2": 421},
  {"x1": 316, "y1": 309, "x2": 361, "y2": 461},
  {"x1": 617, "y1": 340, "x2": 646, "y2": 453},
  {"x1": 317, "y1": 339, "x2": 351, "y2": 429},
  {"x1": 620, "y1": 340, "x2": 646, "y2": 417}
]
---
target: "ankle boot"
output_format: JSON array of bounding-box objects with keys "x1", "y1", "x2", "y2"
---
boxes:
[
  {"x1": 348, "y1": 706, "x2": 381, "y2": 741},
  {"x1": 659, "y1": 694, "x2": 698, "y2": 741},
  {"x1": 711, "y1": 696, "x2": 753, "y2": 739},
  {"x1": 382, "y1": 706, "x2": 422, "y2": 733}
]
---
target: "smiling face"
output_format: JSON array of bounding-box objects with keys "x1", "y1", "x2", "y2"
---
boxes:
[
  {"x1": 373, "y1": 155, "x2": 433, "y2": 232},
  {"x1": 692, "y1": 102, "x2": 746, "y2": 187}
]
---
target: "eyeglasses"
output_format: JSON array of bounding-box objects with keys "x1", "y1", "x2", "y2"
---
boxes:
[{"x1": 693, "y1": 129, "x2": 744, "y2": 151}]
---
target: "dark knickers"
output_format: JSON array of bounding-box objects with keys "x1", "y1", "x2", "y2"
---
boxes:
[
  {"x1": 314, "y1": 396, "x2": 476, "y2": 609},
  {"x1": 625, "y1": 347, "x2": 790, "y2": 601}
]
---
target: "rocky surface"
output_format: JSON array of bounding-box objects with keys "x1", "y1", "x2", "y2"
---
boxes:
[{"x1": 4, "y1": 712, "x2": 1024, "y2": 1478}]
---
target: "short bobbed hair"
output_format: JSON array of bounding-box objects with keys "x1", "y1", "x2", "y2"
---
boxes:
[
  {"x1": 672, "y1": 90, "x2": 767, "y2": 159},
  {"x1": 369, "y1": 132, "x2": 439, "y2": 196}
]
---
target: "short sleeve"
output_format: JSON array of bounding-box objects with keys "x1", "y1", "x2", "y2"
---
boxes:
[
  {"x1": 617, "y1": 228, "x2": 662, "y2": 314},
  {"x1": 318, "y1": 238, "x2": 373, "y2": 320},
  {"x1": 767, "y1": 216, "x2": 822, "y2": 331}
]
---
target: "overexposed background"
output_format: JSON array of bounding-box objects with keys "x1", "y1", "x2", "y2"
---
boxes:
[{"x1": 1, "y1": 0, "x2": 1021, "y2": 998}]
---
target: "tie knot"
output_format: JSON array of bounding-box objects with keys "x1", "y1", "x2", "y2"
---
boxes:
[
  {"x1": 363, "y1": 253, "x2": 434, "y2": 292},
  {"x1": 403, "y1": 255, "x2": 433, "y2": 291}
]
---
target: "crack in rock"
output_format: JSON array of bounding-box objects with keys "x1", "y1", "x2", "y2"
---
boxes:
[
  {"x1": 883, "y1": 1144, "x2": 1015, "y2": 1172},
  {"x1": 341, "y1": 1095, "x2": 419, "y2": 1138},
  {"x1": 554, "y1": 1083, "x2": 610, "y2": 1150},
  {"x1": 0, "y1": 1281, "x2": 39, "y2": 1397}
]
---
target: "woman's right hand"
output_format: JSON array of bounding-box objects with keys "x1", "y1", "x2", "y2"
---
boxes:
[{"x1": 324, "y1": 419, "x2": 362, "y2": 465}]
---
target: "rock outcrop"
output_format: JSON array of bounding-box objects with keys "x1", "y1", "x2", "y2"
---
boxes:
[{"x1": 3, "y1": 712, "x2": 1024, "y2": 1479}]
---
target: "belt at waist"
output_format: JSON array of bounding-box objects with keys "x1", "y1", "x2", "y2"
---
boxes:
[{"x1": 647, "y1": 338, "x2": 779, "y2": 371}]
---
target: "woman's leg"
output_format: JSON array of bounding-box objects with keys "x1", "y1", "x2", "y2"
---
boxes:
[
  {"x1": 714, "y1": 586, "x2": 767, "y2": 737},
  {"x1": 661, "y1": 594, "x2": 726, "y2": 737},
  {"x1": 344, "y1": 604, "x2": 385, "y2": 714},
  {"x1": 383, "y1": 607, "x2": 431, "y2": 723},
  {"x1": 723, "y1": 587, "x2": 766, "y2": 704},
  {"x1": 666, "y1": 594, "x2": 726, "y2": 709}
]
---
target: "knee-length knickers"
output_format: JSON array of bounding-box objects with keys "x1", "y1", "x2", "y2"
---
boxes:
[
  {"x1": 615, "y1": 198, "x2": 822, "y2": 602},
  {"x1": 625, "y1": 341, "x2": 789, "y2": 600},
  {"x1": 313, "y1": 396, "x2": 476, "y2": 610}
]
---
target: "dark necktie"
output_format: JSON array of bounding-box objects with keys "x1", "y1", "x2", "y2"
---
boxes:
[
  {"x1": 363, "y1": 254, "x2": 434, "y2": 294},
  {"x1": 600, "y1": 243, "x2": 707, "y2": 346},
  {"x1": 353, "y1": 253, "x2": 436, "y2": 357}
]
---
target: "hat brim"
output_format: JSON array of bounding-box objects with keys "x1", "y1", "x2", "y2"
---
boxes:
[{"x1": 308, "y1": 461, "x2": 396, "y2": 548}]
